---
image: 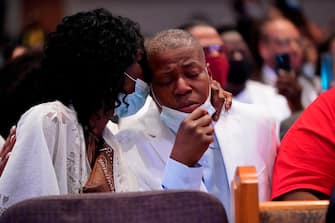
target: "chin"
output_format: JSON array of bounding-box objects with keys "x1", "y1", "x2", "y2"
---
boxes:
[{"x1": 178, "y1": 103, "x2": 200, "y2": 113}]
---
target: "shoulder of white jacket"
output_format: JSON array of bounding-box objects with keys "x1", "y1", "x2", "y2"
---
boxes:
[{"x1": 219, "y1": 100, "x2": 276, "y2": 124}]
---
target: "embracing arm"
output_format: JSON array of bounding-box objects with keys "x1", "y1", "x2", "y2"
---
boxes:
[
  {"x1": 210, "y1": 79, "x2": 232, "y2": 121},
  {"x1": 0, "y1": 126, "x2": 16, "y2": 176}
]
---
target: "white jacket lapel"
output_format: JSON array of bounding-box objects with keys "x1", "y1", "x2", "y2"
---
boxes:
[
  {"x1": 141, "y1": 99, "x2": 175, "y2": 165},
  {"x1": 214, "y1": 112, "x2": 239, "y2": 190},
  {"x1": 142, "y1": 100, "x2": 208, "y2": 191}
]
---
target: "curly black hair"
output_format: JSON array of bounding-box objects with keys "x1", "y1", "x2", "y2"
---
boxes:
[{"x1": 41, "y1": 8, "x2": 144, "y2": 127}]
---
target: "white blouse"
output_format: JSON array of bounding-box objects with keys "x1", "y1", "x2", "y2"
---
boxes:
[{"x1": 0, "y1": 101, "x2": 135, "y2": 214}]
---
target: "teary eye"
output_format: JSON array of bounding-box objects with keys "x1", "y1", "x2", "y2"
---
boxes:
[{"x1": 184, "y1": 66, "x2": 204, "y2": 79}]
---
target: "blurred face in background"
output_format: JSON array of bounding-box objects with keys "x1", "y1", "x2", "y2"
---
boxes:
[
  {"x1": 221, "y1": 31, "x2": 246, "y2": 53},
  {"x1": 221, "y1": 30, "x2": 254, "y2": 86},
  {"x1": 259, "y1": 19, "x2": 303, "y2": 72},
  {"x1": 122, "y1": 50, "x2": 144, "y2": 93},
  {"x1": 188, "y1": 25, "x2": 229, "y2": 88}
]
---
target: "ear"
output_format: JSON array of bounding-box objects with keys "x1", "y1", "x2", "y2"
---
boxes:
[
  {"x1": 149, "y1": 84, "x2": 154, "y2": 96},
  {"x1": 150, "y1": 84, "x2": 162, "y2": 109},
  {"x1": 206, "y1": 63, "x2": 213, "y2": 79}
]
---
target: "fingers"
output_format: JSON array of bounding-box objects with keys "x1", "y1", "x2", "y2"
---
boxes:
[
  {"x1": 6, "y1": 136, "x2": 16, "y2": 154},
  {"x1": 9, "y1": 125, "x2": 16, "y2": 135},
  {"x1": 276, "y1": 71, "x2": 302, "y2": 111},
  {"x1": 212, "y1": 107, "x2": 223, "y2": 122},
  {"x1": 193, "y1": 112, "x2": 212, "y2": 127},
  {"x1": 212, "y1": 90, "x2": 232, "y2": 121},
  {"x1": 0, "y1": 155, "x2": 10, "y2": 176},
  {"x1": 173, "y1": 108, "x2": 214, "y2": 166},
  {"x1": 276, "y1": 71, "x2": 301, "y2": 94},
  {"x1": 277, "y1": 69, "x2": 296, "y2": 80},
  {"x1": 201, "y1": 125, "x2": 215, "y2": 137},
  {"x1": 213, "y1": 90, "x2": 225, "y2": 121},
  {"x1": 277, "y1": 70, "x2": 297, "y2": 89},
  {"x1": 181, "y1": 107, "x2": 213, "y2": 135},
  {"x1": 210, "y1": 79, "x2": 221, "y2": 90},
  {"x1": 210, "y1": 79, "x2": 233, "y2": 121},
  {"x1": 0, "y1": 126, "x2": 16, "y2": 176},
  {"x1": 222, "y1": 91, "x2": 232, "y2": 110},
  {"x1": 182, "y1": 109, "x2": 212, "y2": 136},
  {"x1": 0, "y1": 125, "x2": 16, "y2": 176},
  {"x1": 186, "y1": 107, "x2": 211, "y2": 121},
  {"x1": 0, "y1": 126, "x2": 16, "y2": 157}
]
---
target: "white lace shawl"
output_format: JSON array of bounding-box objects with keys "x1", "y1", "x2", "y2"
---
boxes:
[{"x1": 0, "y1": 101, "x2": 135, "y2": 214}]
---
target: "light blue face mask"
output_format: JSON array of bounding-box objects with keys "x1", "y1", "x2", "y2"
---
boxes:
[
  {"x1": 151, "y1": 87, "x2": 215, "y2": 134},
  {"x1": 114, "y1": 72, "x2": 149, "y2": 118}
]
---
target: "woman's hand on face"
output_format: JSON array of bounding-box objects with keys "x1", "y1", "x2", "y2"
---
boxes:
[
  {"x1": 210, "y1": 79, "x2": 232, "y2": 121},
  {"x1": 0, "y1": 126, "x2": 16, "y2": 176}
]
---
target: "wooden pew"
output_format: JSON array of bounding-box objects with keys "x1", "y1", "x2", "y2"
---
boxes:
[{"x1": 232, "y1": 166, "x2": 329, "y2": 223}]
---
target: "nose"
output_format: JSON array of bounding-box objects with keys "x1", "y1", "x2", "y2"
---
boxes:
[
  {"x1": 174, "y1": 77, "x2": 192, "y2": 96},
  {"x1": 288, "y1": 39, "x2": 302, "y2": 55}
]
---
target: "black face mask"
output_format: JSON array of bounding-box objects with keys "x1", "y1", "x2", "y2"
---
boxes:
[{"x1": 227, "y1": 51, "x2": 252, "y2": 85}]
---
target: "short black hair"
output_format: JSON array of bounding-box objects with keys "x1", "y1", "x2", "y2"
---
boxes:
[{"x1": 41, "y1": 8, "x2": 144, "y2": 127}]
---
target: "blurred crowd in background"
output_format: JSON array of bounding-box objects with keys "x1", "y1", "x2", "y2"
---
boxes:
[{"x1": 1, "y1": 0, "x2": 335, "y2": 137}]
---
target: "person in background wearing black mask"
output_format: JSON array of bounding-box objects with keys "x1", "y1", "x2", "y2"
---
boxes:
[
  {"x1": 221, "y1": 29, "x2": 291, "y2": 130},
  {"x1": 222, "y1": 29, "x2": 254, "y2": 96},
  {"x1": 226, "y1": 49, "x2": 251, "y2": 90}
]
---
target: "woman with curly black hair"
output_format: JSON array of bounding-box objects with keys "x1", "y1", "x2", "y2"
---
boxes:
[{"x1": 0, "y1": 8, "x2": 146, "y2": 213}]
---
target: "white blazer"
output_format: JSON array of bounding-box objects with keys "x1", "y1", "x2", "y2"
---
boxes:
[{"x1": 116, "y1": 97, "x2": 278, "y2": 201}]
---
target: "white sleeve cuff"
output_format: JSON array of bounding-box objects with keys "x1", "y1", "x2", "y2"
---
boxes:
[{"x1": 161, "y1": 158, "x2": 203, "y2": 190}]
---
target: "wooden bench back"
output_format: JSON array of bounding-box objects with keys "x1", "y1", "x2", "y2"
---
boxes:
[{"x1": 232, "y1": 166, "x2": 329, "y2": 223}]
